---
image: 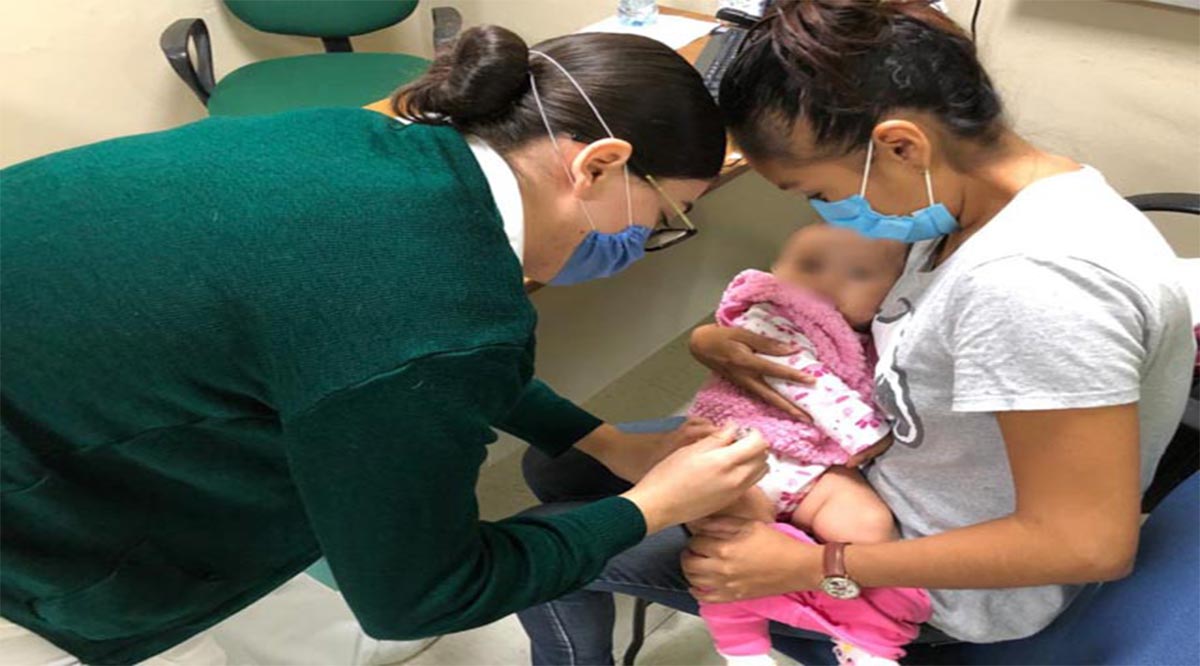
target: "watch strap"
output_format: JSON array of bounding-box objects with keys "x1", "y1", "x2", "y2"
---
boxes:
[{"x1": 823, "y1": 542, "x2": 848, "y2": 578}]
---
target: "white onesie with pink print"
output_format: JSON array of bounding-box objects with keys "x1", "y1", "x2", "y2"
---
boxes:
[
  {"x1": 737, "y1": 304, "x2": 891, "y2": 452},
  {"x1": 735, "y1": 304, "x2": 891, "y2": 515},
  {"x1": 689, "y1": 270, "x2": 894, "y2": 519}
]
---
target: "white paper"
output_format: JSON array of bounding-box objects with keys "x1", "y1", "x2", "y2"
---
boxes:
[{"x1": 577, "y1": 14, "x2": 719, "y2": 50}]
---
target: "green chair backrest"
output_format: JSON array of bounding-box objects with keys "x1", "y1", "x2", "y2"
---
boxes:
[{"x1": 223, "y1": 0, "x2": 419, "y2": 38}]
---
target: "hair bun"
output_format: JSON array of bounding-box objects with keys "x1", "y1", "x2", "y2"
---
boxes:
[
  {"x1": 397, "y1": 25, "x2": 530, "y2": 126},
  {"x1": 763, "y1": 0, "x2": 889, "y2": 80}
]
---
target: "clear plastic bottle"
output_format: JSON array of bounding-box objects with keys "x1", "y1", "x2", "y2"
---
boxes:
[{"x1": 618, "y1": 0, "x2": 659, "y2": 26}]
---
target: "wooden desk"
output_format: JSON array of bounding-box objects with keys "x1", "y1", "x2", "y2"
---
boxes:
[{"x1": 364, "y1": 6, "x2": 748, "y2": 290}]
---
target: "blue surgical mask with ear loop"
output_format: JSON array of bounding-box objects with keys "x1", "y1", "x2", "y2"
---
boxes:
[
  {"x1": 809, "y1": 140, "x2": 958, "y2": 243},
  {"x1": 528, "y1": 50, "x2": 653, "y2": 286}
]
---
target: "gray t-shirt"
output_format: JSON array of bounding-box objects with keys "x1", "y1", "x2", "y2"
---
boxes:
[{"x1": 866, "y1": 166, "x2": 1195, "y2": 642}]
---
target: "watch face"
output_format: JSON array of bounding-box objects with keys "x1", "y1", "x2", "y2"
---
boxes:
[{"x1": 821, "y1": 576, "x2": 861, "y2": 600}]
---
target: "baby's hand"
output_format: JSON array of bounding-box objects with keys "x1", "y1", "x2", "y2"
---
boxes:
[
  {"x1": 846, "y1": 433, "x2": 894, "y2": 468},
  {"x1": 715, "y1": 487, "x2": 776, "y2": 523}
]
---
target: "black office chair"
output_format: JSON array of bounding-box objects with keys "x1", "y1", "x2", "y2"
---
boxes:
[
  {"x1": 1128, "y1": 193, "x2": 1200, "y2": 513},
  {"x1": 621, "y1": 192, "x2": 1200, "y2": 665}
]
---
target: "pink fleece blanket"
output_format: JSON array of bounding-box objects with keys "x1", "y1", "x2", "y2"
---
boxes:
[{"x1": 689, "y1": 270, "x2": 879, "y2": 465}]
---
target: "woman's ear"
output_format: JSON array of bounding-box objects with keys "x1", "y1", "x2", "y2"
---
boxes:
[
  {"x1": 872, "y1": 120, "x2": 932, "y2": 172},
  {"x1": 569, "y1": 138, "x2": 633, "y2": 199}
]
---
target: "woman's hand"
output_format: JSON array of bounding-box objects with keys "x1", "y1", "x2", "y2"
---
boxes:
[
  {"x1": 715, "y1": 487, "x2": 776, "y2": 524},
  {"x1": 846, "y1": 433, "x2": 894, "y2": 468},
  {"x1": 620, "y1": 425, "x2": 769, "y2": 534},
  {"x1": 689, "y1": 324, "x2": 814, "y2": 421},
  {"x1": 682, "y1": 517, "x2": 823, "y2": 603},
  {"x1": 577, "y1": 418, "x2": 718, "y2": 483}
]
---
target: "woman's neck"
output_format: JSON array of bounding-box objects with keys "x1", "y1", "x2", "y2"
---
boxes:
[
  {"x1": 508, "y1": 147, "x2": 580, "y2": 284},
  {"x1": 935, "y1": 133, "x2": 1080, "y2": 267}
]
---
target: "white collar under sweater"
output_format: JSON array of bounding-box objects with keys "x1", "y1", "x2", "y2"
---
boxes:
[{"x1": 465, "y1": 135, "x2": 525, "y2": 267}]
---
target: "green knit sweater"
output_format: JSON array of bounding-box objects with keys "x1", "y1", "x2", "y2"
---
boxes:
[{"x1": 0, "y1": 109, "x2": 645, "y2": 664}]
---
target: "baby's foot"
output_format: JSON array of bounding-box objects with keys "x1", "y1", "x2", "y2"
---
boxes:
[{"x1": 832, "y1": 641, "x2": 899, "y2": 666}]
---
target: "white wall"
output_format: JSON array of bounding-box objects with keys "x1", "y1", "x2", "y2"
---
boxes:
[
  {"x1": 0, "y1": 0, "x2": 414, "y2": 166},
  {"x1": 527, "y1": 0, "x2": 1200, "y2": 413},
  {"x1": 0, "y1": 1, "x2": 709, "y2": 167},
  {"x1": 945, "y1": 0, "x2": 1200, "y2": 256}
]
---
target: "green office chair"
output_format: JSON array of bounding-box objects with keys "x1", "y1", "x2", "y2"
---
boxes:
[{"x1": 160, "y1": 0, "x2": 437, "y2": 116}]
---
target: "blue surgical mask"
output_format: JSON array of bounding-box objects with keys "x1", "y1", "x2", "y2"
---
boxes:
[
  {"x1": 528, "y1": 50, "x2": 653, "y2": 286},
  {"x1": 809, "y1": 141, "x2": 957, "y2": 243},
  {"x1": 550, "y1": 224, "x2": 652, "y2": 286}
]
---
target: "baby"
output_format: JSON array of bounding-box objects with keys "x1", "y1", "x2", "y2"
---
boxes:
[{"x1": 689, "y1": 225, "x2": 930, "y2": 666}]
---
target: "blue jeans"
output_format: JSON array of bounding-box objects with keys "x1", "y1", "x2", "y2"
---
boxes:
[{"x1": 515, "y1": 419, "x2": 953, "y2": 666}]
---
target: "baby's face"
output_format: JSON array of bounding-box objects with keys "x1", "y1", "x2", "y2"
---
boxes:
[{"x1": 772, "y1": 225, "x2": 906, "y2": 330}]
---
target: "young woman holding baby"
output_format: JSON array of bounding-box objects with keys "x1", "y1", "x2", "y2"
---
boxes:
[{"x1": 518, "y1": 1, "x2": 1194, "y2": 664}]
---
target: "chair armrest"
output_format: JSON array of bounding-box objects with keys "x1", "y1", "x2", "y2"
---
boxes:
[
  {"x1": 1126, "y1": 192, "x2": 1200, "y2": 215},
  {"x1": 432, "y1": 7, "x2": 463, "y2": 52},
  {"x1": 160, "y1": 18, "x2": 215, "y2": 105}
]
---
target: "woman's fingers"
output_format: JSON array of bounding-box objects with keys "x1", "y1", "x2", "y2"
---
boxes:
[
  {"x1": 846, "y1": 434, "x2": 894, "y2": 467},
  {"x1": 713, "y1": 433, "x2": 770, "y2": 490},
  {"x1": 686, "y1": 542, "x2": 729, "y2": 595},
  {"x1": 717, "y1": 429, "x2": 768, "y2": 462},
  {"x1": 621, "y1": 425, "x2": 770, "y2": 532},
  {"x1": 740, "y1": 353, "x2": 815, "y2": 386},
  {"x1": 730, "y1": 329, "x2": 798, "y2": 357},
  {"x1": 689, "y1": 515, "x2": 754, "y2": 539},
  {"x1": 682, "y1": 540, "x2": 721, "y2": 567},
  {"x1": 689, "y1": 586, "x2": 724, "y2": 604},
  {"x1": 687, "y1": 423, "x2": 740, "y2": 452},
  {"x1": 678, "y1": 418, "x2": 719, "y2": 443},
  {"x1": 735, "y1": 374, "x2": 812, "y2": 422}
]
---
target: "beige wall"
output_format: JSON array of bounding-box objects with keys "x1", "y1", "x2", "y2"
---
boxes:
[
  {"x1": 3, "y1": 1, "x2": 1196, "y2": 250},
  {"x1": 0, "y1": 0, "x2": 427, "y2": 166},
  {"x1": 944, "y1": 0, "x2": 1200, "y2": 255},
  {"x1": 0, "y1": 1, "x2": 712, "y2": 167}
]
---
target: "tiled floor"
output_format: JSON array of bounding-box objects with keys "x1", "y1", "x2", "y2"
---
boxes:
[
  {"x1": 408, "y1": 326, "x2": 801, "y2": 666},
  {"x1": 404, "y1": 587, "x2": 800, "y2": 666}
]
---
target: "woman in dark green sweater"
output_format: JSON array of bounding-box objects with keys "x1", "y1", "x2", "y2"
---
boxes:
[{"x1": 0, "y1": 26, "x2": 770, "y2": 664}]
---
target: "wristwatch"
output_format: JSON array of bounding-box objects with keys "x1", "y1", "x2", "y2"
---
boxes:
[{"x1": 820, "y1": 542, "x2": 862, "y2": 599}]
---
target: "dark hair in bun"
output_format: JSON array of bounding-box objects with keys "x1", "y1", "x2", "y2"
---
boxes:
[
  {"x1": 395, "y1": 25, "x2": 530, "y2": 126},
  {"x1": 392, "y1": 25, "x2": 725, "y2": 180},
  {"x1": 721, "y1": 0, "x2": 1005, "y2": 162}
]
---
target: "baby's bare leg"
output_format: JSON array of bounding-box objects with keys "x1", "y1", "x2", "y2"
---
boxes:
[{"x1": 789, "y1": 467, "x2": 898, "y2": 544}]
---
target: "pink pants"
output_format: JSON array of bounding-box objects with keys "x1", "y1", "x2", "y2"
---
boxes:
[{"x1": 698, "y1": 524, "x2": 932, "y2": 660}]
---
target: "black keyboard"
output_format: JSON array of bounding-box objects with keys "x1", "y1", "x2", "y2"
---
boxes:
[{"x1": 695, "y1": 25, "x2": 748, "y2": 103}]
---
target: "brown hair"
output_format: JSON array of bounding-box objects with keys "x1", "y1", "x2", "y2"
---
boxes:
[
  {"x1": 393, "y1": 25, "x2": 726, "y2": 180},
  {"x1": 720, "y1": 0, "x2": 1005, "y2": 161}
]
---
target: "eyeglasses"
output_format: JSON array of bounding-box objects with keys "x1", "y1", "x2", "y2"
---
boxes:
[{"x1": 643, "y1": 175, "x2": 698, "y2": 252}]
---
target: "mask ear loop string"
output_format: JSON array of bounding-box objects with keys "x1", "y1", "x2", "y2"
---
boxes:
[
  {"x1": 859, "y1": 139, "x2": 875, "y2": 198},
  {"x1": 529, "y1": 50, "x2": 634, "y2": 229},
  {"x1": 528, "y1": 65, "x2": 598, "y2": 231},
  {"x1": 861, "y1": 138, "x2": 938, "y2": 207}
]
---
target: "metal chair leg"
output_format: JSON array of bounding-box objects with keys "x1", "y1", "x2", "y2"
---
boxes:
[{"x1": 622, "y1": 598, "x2": 652, "y2": 665}]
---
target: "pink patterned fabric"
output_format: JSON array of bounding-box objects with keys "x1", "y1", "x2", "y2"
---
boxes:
[
  {"x1": 690, "y1": 270, "x2": 880, "y2": 465},
  {"x1": 700, "y1": 524, "x2": 933, "y2": 660}
]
